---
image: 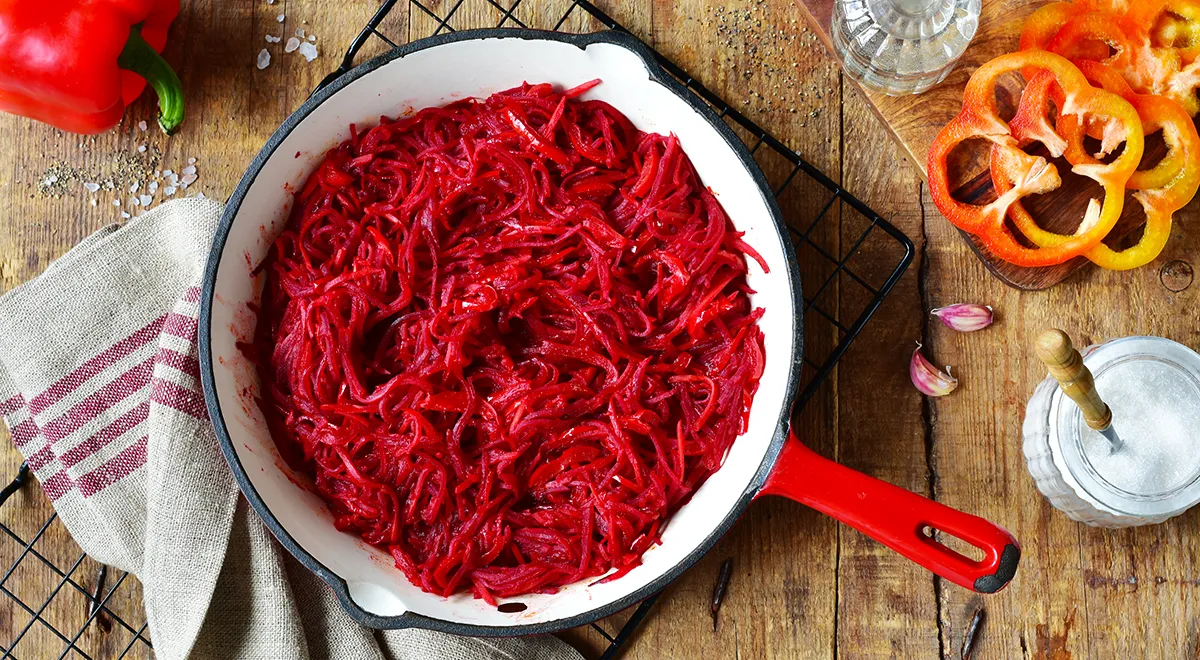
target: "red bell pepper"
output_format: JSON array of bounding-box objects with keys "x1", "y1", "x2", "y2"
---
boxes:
[{"x1": 0, "y1": 0, "x2": 184, "y2": 134}]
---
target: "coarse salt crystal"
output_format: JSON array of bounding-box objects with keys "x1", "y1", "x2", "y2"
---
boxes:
[
  {"x1": 130, "y1": 182, "x2": 140, "y2": 193},
  {"x1": 257, "y1": 48, "x2": 272, "y2": 70},
  {"x1": 90, "y1": 199, "x2": 98, "y2": 206},
  {"x1": 188, "y1": 157, "x2": 197, "y2": 164},
  {"x1": 43, "y1": 175, "x2": 58, "y2": 185},
  {"x1": 298, "y1": 42, "x2": 318, "y2": 62},
  {"x1": 296, "y1": 28, "x2": 305, "y2": 38},
  {"x1": 138, "y1": 144, "x2": 147, "y2": 153},
  {"x1": 148, "y1": 181, "x2": 159, "y2": 193},
  {"x1": 139, "y1": 194, "x2": 153, "y2": 206},
  {"x1": 131, "y1": 197, "x2": 141, "y2": 207},
  {"x1": 164, "y1": 186, "x2": 177, "y2": 196},
  {"x1": 121, "y1": 212, "x2": 131, "y2": 219},
  {"x1": 181, "y1": 173, "x2": 198, "y2": 186},
  {"x1": 267, "y1": 0, "x2": 275, "y2": 4},
  {"x1": 167, "y1": 174, "x2": 179, "y2": 186},
  {"x1": 163, "y1": 169, "x2": 174, "y2": 177},
  {"x1": 113, "y1": 199, "x2": 121, "y2": 207},
  {"x1": 182, "y1": 165, "x2": 197, "y2": 176},
  {"x1": 308, "y1": 35, "x2": 316, "y2": 42},
  {"x1": 84, "y1": 182, "x2": 100, "y2": 193},
  {"x1": 285, "y1": 37, "x2": 301, "y2": 53},
  {"x1": 265, "y1": 34, "x2": 281, "y2": 43},
  {"x1": 138, "y1": 120, "x2": 148, "y2": 132},
  {"x1": 276, "y1": 13, "x2": 285, "y2": 22}
]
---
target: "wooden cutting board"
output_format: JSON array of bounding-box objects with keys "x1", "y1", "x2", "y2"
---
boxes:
[{"x1": 796, "y1": 0, "x2": 1156, "y2": 290}]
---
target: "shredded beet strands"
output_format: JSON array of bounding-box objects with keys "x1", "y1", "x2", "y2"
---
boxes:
[{"x1": 256, "y1": 81, "x2": 767, "y2": 603}]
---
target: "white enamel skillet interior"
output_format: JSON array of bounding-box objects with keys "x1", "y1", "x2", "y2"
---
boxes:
[{"x1": 200, "y1": 29, "x2": 1018, "y2": 637}]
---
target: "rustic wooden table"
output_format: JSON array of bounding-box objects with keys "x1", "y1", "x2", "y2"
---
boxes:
[{"x1": 2, "y1": 0, "x2": 1198, "y2": 658}]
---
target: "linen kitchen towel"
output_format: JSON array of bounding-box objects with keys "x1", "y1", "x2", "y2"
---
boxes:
[{"x1": 0, "y1": 197, "x2": 582, "y2": 660}]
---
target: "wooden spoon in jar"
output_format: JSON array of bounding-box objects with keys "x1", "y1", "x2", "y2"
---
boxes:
[{"x1": 1035, "y1": 329, "x2": 1123, "y2": 453}]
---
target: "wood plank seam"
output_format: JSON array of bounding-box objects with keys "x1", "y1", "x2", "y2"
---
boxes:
[{"x1": 917, "y1": 178, "x2": 949, "y2": 660}]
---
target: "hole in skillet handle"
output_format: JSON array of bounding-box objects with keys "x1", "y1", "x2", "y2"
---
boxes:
[
  {"x1": 497, "y1": 602, "x2": 528, "y2": 613},
  {"x1": 918, "y1": 525, "x2": 1021, "y2": 594},
  {"x1": 921, "y1": 524, "x2": 986, "y2": 562}
]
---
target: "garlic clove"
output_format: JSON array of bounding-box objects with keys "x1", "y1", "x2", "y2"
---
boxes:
[
  {"x1": 911, "y1": 343, "x2": 958, "y2": 396},
  {"x1": 931, "y1": 303, "x2": 994, "y2": 332}
]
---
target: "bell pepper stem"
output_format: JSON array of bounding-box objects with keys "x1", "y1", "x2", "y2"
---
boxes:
[{"x1": 117, "y1": 27, "x2": 184, "y2": 135}]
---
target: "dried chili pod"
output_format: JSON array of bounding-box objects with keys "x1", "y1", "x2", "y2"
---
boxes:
[
  {"x1": 711, "y1": 557, "x2": 734, "y2": 631},
  {"x1": 960, "y1": 606, "x2": 986, "y2": 659}
]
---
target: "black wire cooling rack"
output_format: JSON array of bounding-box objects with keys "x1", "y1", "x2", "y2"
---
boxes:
[{"x1": 0, "y1": 1, "x2": 913, "y2": 657}]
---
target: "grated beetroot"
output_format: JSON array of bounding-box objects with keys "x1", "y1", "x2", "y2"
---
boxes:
[{"x1": 255, "y1": 81, "x2": 767, "y2": 603}]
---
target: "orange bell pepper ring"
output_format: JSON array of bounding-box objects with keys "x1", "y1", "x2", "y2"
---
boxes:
[
  {"x1": 1127, "y1": 0, "x2": 1200, "y2": 64},
  {"x1": 927, "y1": 50, "x2": 1144, "y2": 268},
  {"x1": 1023, "y1": 0, "x2": 1200, "y2": 116},
  {"x1": 1045, "y1": 10, "x2": 1174, "y2": 94},
  {"x1": 1020, "y1": 2, "x2": 1110, "y2": 76},
  {"x1": 997, "y1": 61, "x2": 1199, "y2": 270}
]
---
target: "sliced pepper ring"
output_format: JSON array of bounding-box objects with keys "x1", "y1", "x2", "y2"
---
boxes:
[
  {"x1": 1023, "y1": 0, "x2": 1200, "y2": 116},
  {"x1": 999, "y1": 62, "x2": 1199, "y2": 270},
  {"x1": 995, "y1": 144, "x2": 1173, "y2": 271},
  {"x1": 1020, "y1": 2, "x2": 1109, "y2": 78},
  {"x1": 1009, "y1": 67, "x2": 1137, "y2": 178},
  {"x1": 927, "y1": 50, "x2": 1144, "y2": 268},
  {"x1": 1060, "y1": 61, "x2": 1198, "y2": 196},
  {"x1": 1127, "y1": 0, "x2": 1200, "y2": 63},
  {"x1": 1007, "y1": 68, "x2": 1071, "y2": 158},
  {"x1": 1045, "y1": 11, "x2": 1171, "y2": 93},
  {"x1": 1164, "y1": 60, "x2": 1200, "y2": 115}
]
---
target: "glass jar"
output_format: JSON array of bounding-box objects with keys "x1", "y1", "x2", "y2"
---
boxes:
[
  {"x1": 832, "y1": 0, "x2": 981, "y2": 95},
  {"x1": 1022, "y1": 336, "x2": 1200, "y2": 527}
]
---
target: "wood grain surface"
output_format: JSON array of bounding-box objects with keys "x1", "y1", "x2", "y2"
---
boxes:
[
  {"x1": 2, "y1": 0, "x2": 1200, "y2": 658},
  {"x1": 798, "y1": 0, "x2": 1184, "y2": 290}
]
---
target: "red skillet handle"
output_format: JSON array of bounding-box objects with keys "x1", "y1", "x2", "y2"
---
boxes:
[{"x1": 757, "y1": 431, "x2": 1019, "y2": 593}]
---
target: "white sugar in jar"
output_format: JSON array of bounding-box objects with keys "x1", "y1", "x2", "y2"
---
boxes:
[{"x1": 1023, "y1": 336, "x2": 1200, "y2": 527}]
